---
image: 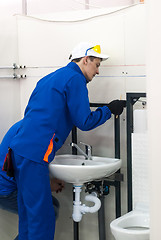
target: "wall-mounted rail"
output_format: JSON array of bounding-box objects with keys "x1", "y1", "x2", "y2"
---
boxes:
[
  {"x1": 0, "y1": 74, "x2": 26, "y2": 79},
  {"x1": 0, "y1": 63, "x2": 26, "y2": 69},
  {"x1": 0, "y1": 63, "x2": 27, "y2": 79}
]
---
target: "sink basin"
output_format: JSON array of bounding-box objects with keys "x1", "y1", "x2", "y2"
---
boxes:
[{"x1": 49, "y1": 154, "x2": 122, "y2": 185}]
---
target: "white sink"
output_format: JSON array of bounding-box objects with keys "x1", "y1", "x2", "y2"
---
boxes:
[{"x1": 49, "y1": 154, "x2": 122, "y2": 185}]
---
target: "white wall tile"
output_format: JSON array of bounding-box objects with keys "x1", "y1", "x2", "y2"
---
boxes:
[{"x1": 132, "y1": 133, "x2": 149, "y2": 208}]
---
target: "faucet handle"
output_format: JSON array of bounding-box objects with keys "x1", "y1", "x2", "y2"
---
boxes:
[
  {"x1": 79, "y1": 142, "x2": 92, "y2": 158},
  {"x1": 79, "y1": 142, "x2": 91, "y2": 148}
]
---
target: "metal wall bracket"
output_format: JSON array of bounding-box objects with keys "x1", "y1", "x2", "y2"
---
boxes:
[
  {"x1": 71, "y1": 101, "x2": 124, "y2": 240},
  {"x1": 106, "y1": 172, "x2": 124, "y2": 182}
]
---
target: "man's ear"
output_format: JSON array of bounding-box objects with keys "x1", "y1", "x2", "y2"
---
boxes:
[{"x1": 83, "y1": 56, "x2": 89, "y2": 65}]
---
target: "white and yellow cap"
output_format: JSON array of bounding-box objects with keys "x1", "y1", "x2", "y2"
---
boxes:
[{"x1": 69, "y1": 42, "x2": 109, "y2": 61}]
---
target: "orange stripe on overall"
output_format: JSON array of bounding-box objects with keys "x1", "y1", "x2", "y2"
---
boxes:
[{"x1": 43, "y1": 133, "x2": 55, "y2": 163}]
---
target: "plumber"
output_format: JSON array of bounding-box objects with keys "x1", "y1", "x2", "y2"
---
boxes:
[{"x1": 4, "y1": 42, "x2": 126, "y2": 240}]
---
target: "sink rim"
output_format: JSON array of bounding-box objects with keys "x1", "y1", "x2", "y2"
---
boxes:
[
  {"x1": 52, "y1": 154, "x2": 121, "y2": 163},
  {"x1": 49, "y1": 154, "x2": 122, "y2": 185}
]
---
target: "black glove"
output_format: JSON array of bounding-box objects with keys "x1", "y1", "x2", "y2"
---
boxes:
[{"x1": 107, "y1": 100, "x2": 126, "y2": 115}]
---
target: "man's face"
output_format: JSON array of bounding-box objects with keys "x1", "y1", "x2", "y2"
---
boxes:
[{"x1": 83, "y1": 57, "x2": 101, "y2": 82}]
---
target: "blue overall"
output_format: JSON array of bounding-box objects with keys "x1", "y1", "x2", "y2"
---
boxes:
[{"x1": 10, "y1": 62, "x2": 111, "y2": 240}]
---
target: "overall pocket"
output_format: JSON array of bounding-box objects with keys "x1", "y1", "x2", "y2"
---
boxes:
[{"x1": 2, "y1": 148, "x2": 14, "y2": 178}]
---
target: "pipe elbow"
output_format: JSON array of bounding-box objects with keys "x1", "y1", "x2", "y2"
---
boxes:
[{"x1": 84, "y1": 194, "x2": 101, "y2": 213}]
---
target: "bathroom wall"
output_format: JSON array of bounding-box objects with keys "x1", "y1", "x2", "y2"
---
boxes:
[
  {"x1": 147, "y1": 0, "x2": 161, "y2": 239},
  {"x1": 0, "y1": 16, "x2": 20, "y2": 240},
  {"x1": 0, "y1": 17, "x2": 21, "y2": 141},
  {"x1": 0, "y1": 0, "x2": 141, "y2": 16},
  {"x1": 0, "y1": 3, "x2": 146, "y2": 240}
]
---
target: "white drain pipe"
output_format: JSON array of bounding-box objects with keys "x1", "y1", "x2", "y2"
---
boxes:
[{"x1": 72, "y1": 185, "x2": 101, "y2": 222}]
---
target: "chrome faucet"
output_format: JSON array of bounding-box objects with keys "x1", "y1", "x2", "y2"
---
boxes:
[
  {"x1": 80, "y1": 142, "x2": 92, "y2": 160},
  {"x1": 70, "y1": 142, "x2": 92, "y2": 160}
]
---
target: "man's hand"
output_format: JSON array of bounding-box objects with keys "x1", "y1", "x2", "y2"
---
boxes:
[
  {"x1": 107, "y1": 100, "x2": 126, "y2": 115},
  {"x1": 50, "y1": 178, "x2": 65, "y2": 193}
]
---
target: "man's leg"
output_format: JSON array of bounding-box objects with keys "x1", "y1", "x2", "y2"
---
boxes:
[
  {"x1": 12, "y1": 152, "x2": 55, "y2": 240},
  {"x1": 0, "y1": 190, "x2": 18, "y2": 214}
]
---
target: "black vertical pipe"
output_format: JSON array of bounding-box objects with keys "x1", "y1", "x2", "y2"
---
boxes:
[
  {"x1": 126, "y1": 94, "x2": 133, "y2": 212},
  {"x1": 114, "y1": 115, "x2": 120, "y2": 158},
  {"x1": 98, "y1": 195, "x2": 106, "y2": 240},
  {"x1": 71, "y1": 126, "x2": 79, "y2": 240},
  {"x1": 72, "y1": 126, "x2": 77, "y2": 155},
  {"x1": 114, "y1": 115, "x2": 121, "y2": 218}
]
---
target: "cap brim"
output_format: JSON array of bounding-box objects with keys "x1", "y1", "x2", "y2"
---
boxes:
[{"x1": 88, "y1": 52, "x2": 109, "y2": 61}]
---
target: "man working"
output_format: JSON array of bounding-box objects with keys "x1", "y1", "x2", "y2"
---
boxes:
[
  {"x1": 8, "y1": 42, "x2": 126, "y2": 240},
  {"x1": 0, "y1": 121, "x2": 64, "y2": 240}
]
